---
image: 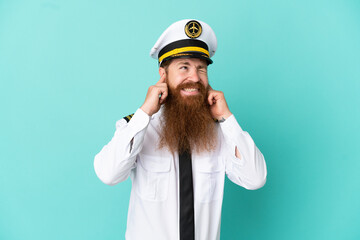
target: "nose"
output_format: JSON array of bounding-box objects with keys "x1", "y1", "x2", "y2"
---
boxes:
[{"x1": 188, "y1": 68, "x2": 200, "y2": 82}]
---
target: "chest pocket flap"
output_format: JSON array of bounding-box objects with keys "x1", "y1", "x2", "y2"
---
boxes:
[
  {"x1": 193, "y1": 156, "x2": 225, "y2": 203},
  {"x1": 193, "y1": 156, "x2": 223, "y2": 173},
  {"x1": 139, "y1": 153, "x2": 171, "y2": 172},
  {"x1": 135, "y1": 153, "x2": 171, "y2": 201}
]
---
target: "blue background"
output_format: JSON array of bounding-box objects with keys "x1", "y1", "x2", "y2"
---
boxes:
[{"x1": 1, "y1": 0, "x2": 359, "y2": 239}]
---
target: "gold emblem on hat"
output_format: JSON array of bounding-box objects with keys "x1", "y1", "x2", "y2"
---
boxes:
[{"x1": 185, "y1": 20, "x2": 202, "y2": 38}]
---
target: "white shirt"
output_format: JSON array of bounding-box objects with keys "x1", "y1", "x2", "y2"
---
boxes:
[{"x1": 94, "y1": 108, "x2": 267, "y2": 240}]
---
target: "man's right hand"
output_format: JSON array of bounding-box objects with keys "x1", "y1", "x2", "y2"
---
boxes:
[{"x1": 140, "y1": 73, "x2": 168, "y2": 116}]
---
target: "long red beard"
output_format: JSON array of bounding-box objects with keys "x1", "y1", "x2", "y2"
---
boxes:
[{"x1": 159, "y1": 81, "x2": 217, "y2": 154}]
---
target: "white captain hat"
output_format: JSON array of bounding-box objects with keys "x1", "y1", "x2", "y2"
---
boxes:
[{"x1": 150, "y1": 19, "x2": 217, "y2": 65}]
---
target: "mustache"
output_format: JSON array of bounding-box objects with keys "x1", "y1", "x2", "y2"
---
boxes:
[
  {"x1": 177, "y1": 82, "x2": 204, "y2": 89},
  {"x1": 171, "y1": 82, "x2": 208, "y2": 95}
]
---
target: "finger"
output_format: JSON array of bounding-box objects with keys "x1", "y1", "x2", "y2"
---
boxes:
[
  {"x1": 156, "y1": 82, "x2": 168, "y2": 88},
  {"x1": 159, "y1": 90, "x2": 168, "y2": 104},
  {"x1": 157, "y1": 73, "x2": 166, "y2": 84},
  {"x1": 157, "y1": 86, "x2": 168, "y2": 102},
  {"x1": 210, "y1": 90, "x2": 222, "y2": 104},
  {"x1": 157, "y1": 85, "x2": 168, "y2": 95},
  {"x1": 208, "y1": 92, "x2": 216, "y2": 105}
]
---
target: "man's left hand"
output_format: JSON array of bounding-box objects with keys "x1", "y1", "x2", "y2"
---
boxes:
[{"x1": 207, "y1": 87, "x2": 232, "y2": 121}]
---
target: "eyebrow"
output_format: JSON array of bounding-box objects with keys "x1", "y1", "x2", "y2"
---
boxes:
[
  {"x1": 176, "y1": 61, "x2": 191, "y2": 66},
  {"x1": 176, "y1": 61, "x2": 207, "y2": 69}
]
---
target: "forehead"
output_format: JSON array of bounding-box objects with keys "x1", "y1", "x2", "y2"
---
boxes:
[{"x1": 169, "y1": 58, "x2": 208, "y2": 67}]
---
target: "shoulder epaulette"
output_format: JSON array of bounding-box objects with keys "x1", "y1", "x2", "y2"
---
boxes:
[{"x1": 123, "y1": 113, "x2": 134, "y2": 123}]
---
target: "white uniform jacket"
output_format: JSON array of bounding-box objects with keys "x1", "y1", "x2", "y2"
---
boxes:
[{"x1": 94, "y1": 108, "x2": 267, "y2": 240}]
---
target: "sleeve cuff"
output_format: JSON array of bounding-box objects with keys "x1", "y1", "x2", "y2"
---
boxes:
[
  {"x1": 219, "y1": 114, "x2": 244, "y2": 141},
  {"x1": 127, "y1": 108, "x2": 151, "y2": 132}
]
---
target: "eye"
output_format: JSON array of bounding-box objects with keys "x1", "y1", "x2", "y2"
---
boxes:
[{"x1": 180, "y1": 66, "x2": 188, "y2": 70}]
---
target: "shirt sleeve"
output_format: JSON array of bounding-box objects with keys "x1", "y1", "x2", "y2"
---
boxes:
[
  {"x1": 220, "y1": 114, "x2": 267, "y2": 190},
  {"x1": 94, "y1": 108, "x2": 150, "y2": 185}
]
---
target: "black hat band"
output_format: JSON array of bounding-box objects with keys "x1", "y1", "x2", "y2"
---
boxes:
[{"x1": 158, "y1": 39, "x2": 210, "y2": 63}]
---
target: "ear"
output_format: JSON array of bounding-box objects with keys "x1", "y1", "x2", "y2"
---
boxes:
[{"x1": 159, "y1": 67, "x2": 166, "y2": 77}]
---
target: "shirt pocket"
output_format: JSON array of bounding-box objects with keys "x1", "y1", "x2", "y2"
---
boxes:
[
  {"x1": 193, "y1": 157, "x2": 225, "y2": 203},
  {"x1": 134, "y1": 153, "x2": 171, "y2": 201}
]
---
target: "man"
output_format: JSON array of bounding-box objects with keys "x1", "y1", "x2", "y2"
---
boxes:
[{"x1": 94, "y1": 19, "x2": 267, "y2": 240}]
